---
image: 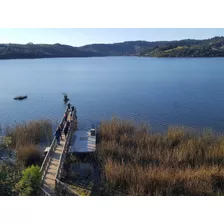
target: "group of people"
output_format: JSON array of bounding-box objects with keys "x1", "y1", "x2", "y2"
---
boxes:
[{"x1": 54, "y1": 103, "x2": 75, "y2": 145}]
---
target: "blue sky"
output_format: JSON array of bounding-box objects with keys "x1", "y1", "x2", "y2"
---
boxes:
[{"x1": 0, "y1": 28, "x2": 224, "y2": 46}]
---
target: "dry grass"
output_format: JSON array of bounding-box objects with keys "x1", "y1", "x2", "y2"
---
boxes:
[
  {"x1": 5, "y1": 120, "x2": 53, "y2": 167},
  {"x1": 97, "y1": 117, "x2": 224, "y2": 196},
  {"x1": 6, "y1": 120, "x2": 52, "y2": 148},
  {"x1": 16, "y1": 144, "x2": 42, "y2": 167}
]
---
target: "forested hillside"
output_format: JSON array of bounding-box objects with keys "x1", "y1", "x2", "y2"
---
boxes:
[
  {"x1": 0, "y1": 43, "x2": 102, "y2": 59},
  {"x1": 140, "y1": 37, "x2": 224, "y2": 57},
  {"x1": 1, "y1": 37, "x2": 224, "y2": 59}
]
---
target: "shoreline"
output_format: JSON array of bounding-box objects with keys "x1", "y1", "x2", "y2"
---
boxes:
[{"x1": 2, "y1": 55, "x2": 224, "y2": 60}]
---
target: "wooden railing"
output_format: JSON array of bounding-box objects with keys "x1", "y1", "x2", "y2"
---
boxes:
[
  {"x1": 40, "y1": 137, "x2": 57, "y2": 185},
  {"x1": 39, "y1": 186, "x2": 51, "y2": 196},
  {"x1": 55, "y1": 109, "x2": 78, "y2": 195},
  {"x1": 56, "y1": 109, "x2": 75, "y2": 181},
  {"x1": 39, "y1": 106, "x2": 77, "y2": 196},
  {"x1": 40, "y1": 106, "x2": 69, "y2": 186},
  {"x1": 55, "y1": 179, "x2": 79, "y2": 196}
]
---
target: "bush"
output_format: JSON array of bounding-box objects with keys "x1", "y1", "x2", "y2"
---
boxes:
[{"x1": 16, "y1": 165, "x2": 42, "y2": 196}]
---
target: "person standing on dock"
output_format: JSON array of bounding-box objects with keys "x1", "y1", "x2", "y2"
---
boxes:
[
  {"x1": 55, "y1": 127, "x2": 62, "y2": 145},
  {"x1": 63, "y1": 121, "x2": 70, "y2": 137},
  {"x1": 64, "y1": 112, "x2": 68, "y2": 122},
  {"x1": 67, "y1": 103, "x2": 71, "y2": 110},
  {"x1": 69, "y1": 110, "x2": 73, "y2": 122}
]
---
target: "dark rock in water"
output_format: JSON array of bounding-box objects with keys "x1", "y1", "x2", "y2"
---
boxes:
[{"x1": 13, "y1": 95, "x2": 27, "y2": 100}]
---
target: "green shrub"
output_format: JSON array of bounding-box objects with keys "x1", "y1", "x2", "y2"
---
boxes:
[{"x1": 16, "y1": 165, "x2": 42, "y2": 196}]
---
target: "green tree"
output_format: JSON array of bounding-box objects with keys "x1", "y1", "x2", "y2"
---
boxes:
[{"x1": 16, "y1": 165, "x2": 42, "y2": 196}]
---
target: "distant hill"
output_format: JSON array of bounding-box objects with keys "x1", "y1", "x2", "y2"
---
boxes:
[
  {"x1": 1, "y1": 37, "x2": 224, "y2": 59},
  {"x1": 0, "y1": 43, "x2": 102, "y2": 59},
  {"x1": 0, "y1": 41, "x2": 169, "y2": 59},
  {"x1": 0, "y1": 42, "x2": 155, "y2": 59},
  {"x1": 140, "y1": 37, "x2": 224, "y2": 57},
  {"x1": 79, "y1": 41, "x2": 169, "y2": 56}
]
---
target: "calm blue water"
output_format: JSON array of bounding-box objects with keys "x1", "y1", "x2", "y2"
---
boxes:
[{"x1": 1, "y1": 56, "x2": 224, "y2": 132}]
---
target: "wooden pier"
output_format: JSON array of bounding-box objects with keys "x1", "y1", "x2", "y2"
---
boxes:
[{"x1": 40, "y1": 105, "x2": 77, "y2": 196}]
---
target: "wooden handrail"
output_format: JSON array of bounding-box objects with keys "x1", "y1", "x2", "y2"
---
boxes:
[
  {"x1": 39, "y1": 106, "x2": 77, "y2": 196},
  {"x1": 39, "y1": 186, "x2": 51, "y2": 196},
  {"x1": 40, "y1": 138, "x2": 57, "y2": 184},
  {"x1": 40, "y1": 106, "x2": 70, "y2": 183},
  {"x1": 55, "y1": 178, "x2": 79, "y2": 196},
  {"x1": 40, "y1": 137, "x2": 56, "y2": 171},
  {"x1": 55, "y1": 110, "x2": 75, "y2": 180}
]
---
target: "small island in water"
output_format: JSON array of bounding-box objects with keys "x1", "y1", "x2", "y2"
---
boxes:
[{"x1": 13, "y1": 95, "x2": 27, "y2": 100}]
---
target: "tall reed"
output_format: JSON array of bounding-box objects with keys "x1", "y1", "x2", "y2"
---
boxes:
[
  {"x1": 5, "y1": 120, "x2": 53, "y2": 167},
  {"x1": 97, "y1": 118, "x2": 224, "y2": 195},
  {"x1": 6, "y1": 120, "x2": 53, "y2": 148}
]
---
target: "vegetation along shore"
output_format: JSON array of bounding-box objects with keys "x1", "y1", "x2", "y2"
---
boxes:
[
  {"x1": 0, "y1": 120, "x2": 52, "y2": 195},
  {"x1": 96, "y1": 118, "x2": 224, "y2": 196},
  {"x1": 1, "y1": 117, "x2": 223, "y2": 196}
]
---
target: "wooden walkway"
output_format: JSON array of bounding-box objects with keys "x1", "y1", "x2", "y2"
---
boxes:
[
  {"x1": 40, "y1": 106, "x2": 76, "y2": 196},
  {"x1": 42, "y1": 133, "x2": 66, "y2": 195}
]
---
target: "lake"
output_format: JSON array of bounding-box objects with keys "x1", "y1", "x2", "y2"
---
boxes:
[{"x1": 1, "y1": 56, "x2": 224, "y2": 133}]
